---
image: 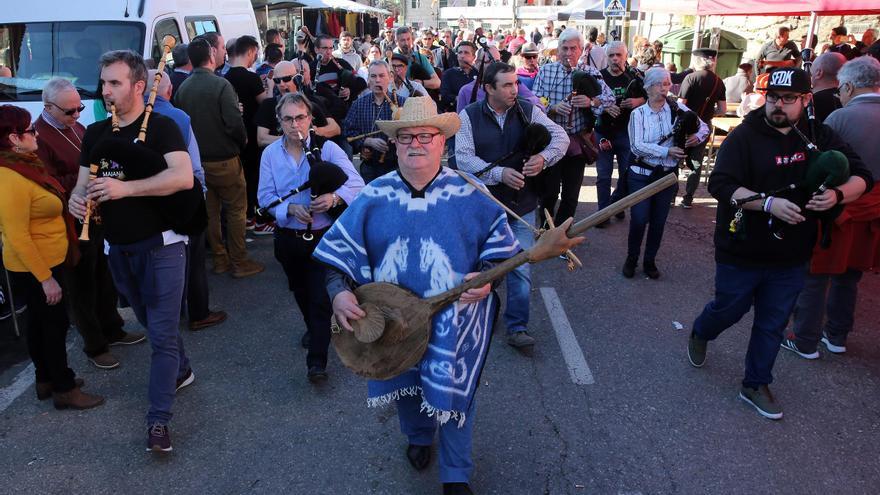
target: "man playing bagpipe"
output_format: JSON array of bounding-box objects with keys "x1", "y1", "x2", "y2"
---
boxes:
[
  {"x1": 456, "y1": 62, "x2": 569, "y2": 352},
  {"x1": 311, "y1": 34, "x2": 366, "y2": 110},
  {"x1": 258, "y1": 92, "x2": 364, "y2": 383},
  {"x1": 687, "y1": 68, "x2": 872, "y2": 420},
  {"x1": 68, "y1": 50, "x2": 205, "y2": 452}
]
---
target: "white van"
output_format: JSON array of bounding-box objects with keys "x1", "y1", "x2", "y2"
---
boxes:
[{"x1": 0, "y1": 0, "x2": 261, "y2": 124}]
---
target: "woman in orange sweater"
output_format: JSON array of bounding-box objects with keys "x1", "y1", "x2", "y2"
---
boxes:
[{"x1": 0, "y1": 105, "x2": 103, "y2": 410}]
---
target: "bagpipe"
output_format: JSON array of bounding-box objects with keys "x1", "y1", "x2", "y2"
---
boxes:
[
  {"x1": 469, "y1": 38, "x2": 497, "y2": 104},
  {"x1": 256, "y1": 129, "x2": 348, "y2": 240},
  {"x1": 474, "y1": 121, "x2": 551, "y2": 178},
  {"x1": 84, "y1": 36, "x2": 207, "y2": 241},
  {"x1": 560, "y1": 70, "x2": 603, "y2": 132},
  {"x1": 730, "y1": 118, "x2": 849, "y2": 247},
  {"x1": 358, "y1": 89, "x2": 400, "y2": 169},
  {"x1": 313, "y1": 54, "x2": 366, "y2": 100}
]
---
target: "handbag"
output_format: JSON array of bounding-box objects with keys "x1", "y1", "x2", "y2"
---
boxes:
[{"x1": 566, "y1": 129, "x2": 598, "y2": 163}]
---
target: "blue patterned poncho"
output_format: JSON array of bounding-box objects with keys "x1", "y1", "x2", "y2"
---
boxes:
[{"x1": 313, "y1": 167, "x2": 520, "y2": 427}]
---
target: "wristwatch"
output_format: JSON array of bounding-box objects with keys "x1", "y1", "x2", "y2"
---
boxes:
[
  {"x1": 831, "y1": 187, "x2": 844, "y2": 204},
  {"x1": 331, "y1": 192, "x2": 341, "y2": 208}
]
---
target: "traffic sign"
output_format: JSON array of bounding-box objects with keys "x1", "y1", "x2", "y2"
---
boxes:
[{"x1": 604, "y1": 0, "x2": 627, "y2": 17}]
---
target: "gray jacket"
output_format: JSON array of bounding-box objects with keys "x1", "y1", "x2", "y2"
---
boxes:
[{"x1": 825, "y1": 93, "x2": 880, "y2": 181}]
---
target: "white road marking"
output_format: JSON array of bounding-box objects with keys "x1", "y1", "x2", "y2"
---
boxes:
[
  {"x1": 540, "y1": 287, "x2": 595, "y2": 385},
  {"x1": 0, "y1": 342, "x2": 74, "y2": 412}
]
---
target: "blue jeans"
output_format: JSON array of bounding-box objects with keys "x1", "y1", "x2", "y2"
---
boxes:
[
  {"x1": 626, "y1": 171, "x2": 678, "y2": 261},
  {"x1": 504, "y1": 211, "x2": 535, "y2": 334},
  {"x1": 693, "y1": 263, "x2": 807, "y2": 389},
  {"x1": 108, "y1": 239, "x2": 190, "y2": 425},
  {"x1": 595, "y1": 129, "x2": 631, "y2": 210},
  {"x1": 397, "y1": 394, "x2": 476, "y2": 483}
]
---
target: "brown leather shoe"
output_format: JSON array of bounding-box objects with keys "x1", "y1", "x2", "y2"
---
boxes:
[
  {"x1": 36, "y1": 377, "x2": 84, "y2": 401},
  {"x1": 189, "y1": 310, "x2": 228, "y2": 330},
  {"x1": 231, "y1": 259, "x2": 265, "y2": 279},
  {"x1": 110, "y1": 331, "x2": 146, "y2": 346},
  {"x1": 89, "y1": 352, "x2": 120, "y2": 370},
  {"x1": 53, "y1": 387, "x2": 105, "y2": 410},
  {"x1": 212, "y1": 256, "x2": 231, "y2": 274}
]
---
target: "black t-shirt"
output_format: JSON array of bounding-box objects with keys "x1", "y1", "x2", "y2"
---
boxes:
[
  {"x1": 224, "y1": 66, "x2": 265, "y2": 134},
  {"x1": 80, "y1": 111, "x2": 187, "y2": 244},
  {"x1": 255, "y1": 95, "x2": 330, "y2": 139},
  {"x1": 680, "y1": 70, "x2": 726, "y2": 125},
  {"x1": 599, "y1": 68, "x2": 646, "y2": 133},
  {"x1": 812, "y1": 87, "x2": 841, "y2": 124}
]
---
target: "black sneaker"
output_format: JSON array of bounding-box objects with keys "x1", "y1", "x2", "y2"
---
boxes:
[
  {"x1": 780, "y1": 338, "x2": 819, "y2": 360},
  {"x1": 681, "y1": 196, "x2": 693, "y2": 209},
  {"x1": 739, "y1": 385, "x2": 783, "y2": 420},
  {"x1": 821, "y1": 332, "x2": 847, "y2": 354},
  {"x1": 622, "y1": 256, "x2": 637, "y2": 278},
  {"x1": 643, "y1": 260, "x2": 660, "y2": 279},
  {"x1": 146, "y1": 423, "x2": 172, "y2": 452},
  {"x1": 688, "y1": 332, "x2": 707, "y2": 367},
  {"x1": 307, "y1": 366, "x2": 328, "y2": 383},
  {"x1": 406, "y1": 444, "x2": 432, "y2": 471},
  {"x1": 176, "y1": 369, "x2": 195, "y2": 392}
]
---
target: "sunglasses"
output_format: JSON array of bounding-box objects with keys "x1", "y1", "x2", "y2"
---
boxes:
[
  {"x1": 20, "y1": 127, "x2": 37, "y2": 136},
  {"x1": 48, "y1": 101, "x2": 85, "y2": 116},
  {"x1": 273, "y1": 75, "x2": 295, "y2": 84},
  {"x1": 522, "y1": 54, "x2": 537, "y2": 59}
]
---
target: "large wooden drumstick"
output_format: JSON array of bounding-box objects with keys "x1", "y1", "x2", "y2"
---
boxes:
[
  {"x1": 137, "y1": 35, "x2": 176, "y2": 143},
  {"x1": 79, "y1": 164, "x2": 99, "y2": 241}
]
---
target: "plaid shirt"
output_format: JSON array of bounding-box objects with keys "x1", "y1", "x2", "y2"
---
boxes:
[
  {"x1": 343, "y1": 91, "x2": 407, "y2": 151},
  {"x1": 532, "y1": 62, "x2": 615, "y2": 134}
]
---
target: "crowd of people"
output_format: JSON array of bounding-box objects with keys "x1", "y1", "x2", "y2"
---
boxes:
[{"x1": 1, "y1": 18, "x2": 879, "y2": 495}]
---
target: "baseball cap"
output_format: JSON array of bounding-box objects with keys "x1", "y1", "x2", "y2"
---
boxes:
[{"x1": 766, "y1": 67, "x2": 812, "y2": 94}]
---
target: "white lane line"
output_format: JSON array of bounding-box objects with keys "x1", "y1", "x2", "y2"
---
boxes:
[
  {"x1": 540, "y1": 287, "x2": 595, "y2": 385},
  {"x1": 0, "y1": 342, "x2": 74, "y2": 413}
]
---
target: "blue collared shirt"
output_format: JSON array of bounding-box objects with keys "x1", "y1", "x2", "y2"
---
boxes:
[
  {"x1": 258, "y1": 136, "x2": 364, "y2": 230},
  {"x1": 149, "y1": 96, "x2": 207, "y2": 193}
]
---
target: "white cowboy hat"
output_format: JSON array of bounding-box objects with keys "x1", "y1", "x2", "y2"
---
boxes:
[{"x1": 375, "y1": 96, "x2": 460, "y2": 139}]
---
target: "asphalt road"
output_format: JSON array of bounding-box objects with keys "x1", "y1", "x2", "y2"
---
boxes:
[{"x1": 1, "y1": 168, "x2": 878, "y2": 495}]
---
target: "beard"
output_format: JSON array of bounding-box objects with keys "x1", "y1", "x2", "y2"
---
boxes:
[{"x1": 766, "y1": 110, "x2": 792, "y2": 128}]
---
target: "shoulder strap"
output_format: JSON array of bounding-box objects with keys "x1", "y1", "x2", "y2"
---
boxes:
[{"x1": 698, "y1": 73, "x2": 721, "y2": 118}]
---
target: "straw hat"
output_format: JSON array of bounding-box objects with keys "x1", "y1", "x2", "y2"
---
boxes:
[{"x1": 375, "y1": 96, "x2": 461, "y2": 138}]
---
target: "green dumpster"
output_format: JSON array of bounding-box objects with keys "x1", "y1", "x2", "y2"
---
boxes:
[{"x1": 657, "y1": 28, "x2": 748, "y2": 79}]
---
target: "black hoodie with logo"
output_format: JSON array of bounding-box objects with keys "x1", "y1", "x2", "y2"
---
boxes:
[{"x1": 707, "y1": 108, "x2": 873, "y2": 269}]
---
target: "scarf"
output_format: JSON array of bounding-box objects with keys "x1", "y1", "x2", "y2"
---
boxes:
[{"x1": 0, "y1": 150, "x2": 81, "y2": 267}]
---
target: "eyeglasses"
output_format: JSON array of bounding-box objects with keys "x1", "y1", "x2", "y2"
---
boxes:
[
  {"x1": 522, "y1": 54, "x2": 537, "y2": 59},
  {"x1": 273, "y1": 75, "x2": 295, "y2": 84},
  {"x1": 19, "y1": 126, "x2": 37, "y2": 136},
  {"x1": 765, "y1": 93, "x2": 801, "y2": 104},
  {"x1": 391, "y1": 64, "x2": 407, "y2": 70},
  {"x1": 280, "y1": 114, "x2": 310, "y2": 124},
  {"x1": 47, "y1": 101, "x2": 85, "y2": 116},
  {"x1": 395, "y1": 132, "x2": 440, "y2": 144}
]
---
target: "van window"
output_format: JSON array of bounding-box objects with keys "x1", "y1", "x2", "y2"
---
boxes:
[
  {"x1": 185, "y1": 17, "x2": 219, "y2": 39},
  {"x1": 0, "y1": 21, "x2": 145, "y2": 102},
  {"x1": 151, "y1": 17, "x2": 182, "y2": 66}
]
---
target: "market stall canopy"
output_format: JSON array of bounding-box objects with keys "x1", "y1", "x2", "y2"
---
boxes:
[
  {"x1": 298, "y1": 0, "x2": 390, "y2": 15},
  {"x1": 697, "y1": 0, "x2": 880, "y2": 16},
  {"x1": 638, "y1": 0, "x2": 697, "y2": 15},
  {"x1": 252, "y1": 0, "x2": 306, "y2": 8}
]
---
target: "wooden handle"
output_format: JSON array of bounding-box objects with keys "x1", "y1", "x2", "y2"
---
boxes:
[
  {"x1": 138, "y1": 35, "x2": 176, "y2": 143},
  {"x1": 78, "y1": 164, "x2": 100, "y2": 242},
  {"x1": 347, "y1": 130, "x2": 383, "y2": 142},
  {"x1": 110, "y1": 103, "x2": 119, "y2": 133},
  {"x1": 425, "y1": 173, "x2": 678, "y2": 311}
]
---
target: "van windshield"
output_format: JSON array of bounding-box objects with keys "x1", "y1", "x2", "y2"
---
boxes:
[{"x1": 0, "y1": 21, "x2": 145, "y2": 101}]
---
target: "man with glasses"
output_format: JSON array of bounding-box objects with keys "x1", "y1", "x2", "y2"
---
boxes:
[
  {"x1": 257, "y1": 92, "x2": 363, "y2": 383},
  {"x1": 594, "y1": 41, "x2": 646, "y2": 225},
  {"x1": 343, "y1": 60, "x2": 406, "y2": 183},
  {"x1": 256, "y1": 61, "x2": 340, "y2": 150},
  {"x1": 390, "y1": 53, "x2": 428, "y2": 98},
  {"x1": 515, "y1": 43, "x2": 540, "y2": 90},
  {"x1": 439, "y1": 41, "x2": 478, "y2": 112},
  {"x1": 687, "y1": 67, "x2": 871, "y2": 420},
  {"x1": 316, "y1": 96, "x2": 582, "y2": 495},
  {"x1": 679, "y1": 48, "x2": 727, "y2": 208},
  {"x1": 312, "y1": 34, "x2": 365, "y2": 109},
  {"x1": 35, "y1": 77, "x2": 145, "y2": 370}
]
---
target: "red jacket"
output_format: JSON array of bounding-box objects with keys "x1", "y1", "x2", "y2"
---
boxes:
[{"x1": 810, "y1": 185, "x2": 880, "y2": 274}]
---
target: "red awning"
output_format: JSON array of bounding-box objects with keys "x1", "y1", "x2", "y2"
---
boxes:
[{"x1": 697, "y1": 0, "x2": 880, "y2": 16}]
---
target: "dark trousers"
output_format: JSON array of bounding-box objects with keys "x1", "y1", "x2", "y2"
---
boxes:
[
  {"x1": 242, "y1": 143, "x2": 260, "y2": 220},
  {"x1": 540, "y1": 153, "x2": 588, "y2": 226},
  {"x1": 274, "y1": 228, "x2": 332, "y2": 369},
  {"x1": 693, "y1": 263, "x2": 807, "y2": 389},
  {"x1": 184, "y1": 228, "x2": 210, "y2": 322},
  {"x1": 792, "y1": 269, "x2": 863, "y2": 353},
  {"x1": 10, "y1": 265, "x2": 76, "y2": 392},
  {"x1": 626, "y1": 171, "x2": 678, "y2": 261},
  {"x1": 108, "y1": 238, "x2": 189, "y2": 425},
  {"x1": 682, "y1": 142, "x2": 708, "y2": 200},
  {"x1": 595, "y1": 129, "x2": 631, "y2": 210},
  {"x1": 67, "y1": 230, "x2": 126, "y2": 357}
]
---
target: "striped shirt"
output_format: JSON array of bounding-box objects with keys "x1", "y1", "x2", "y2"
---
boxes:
[
  {"x1": 532, "y1": 62, "x2": 615, "y2": 134},
  {"x1": 627, "y1": 99, "x2": 709, "y2": 175}
]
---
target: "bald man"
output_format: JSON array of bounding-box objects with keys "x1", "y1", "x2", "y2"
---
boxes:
[
  {"x1": 810, "y1": 52, "x2": 846, "y2": 122},
  {"x1": 147, "y1": 70, "x2": 227, "y2": 331},
  {"x1": 255, "y1": 60, "x2": 340, "y2": 149}
]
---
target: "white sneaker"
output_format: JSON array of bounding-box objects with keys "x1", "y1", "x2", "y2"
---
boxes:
[
  {"x1": 780, "y1": 338, "x2": 819, "y2": 360},
  {"x1": 821, "y1": 334, "x2": 846, "y2": 354}
]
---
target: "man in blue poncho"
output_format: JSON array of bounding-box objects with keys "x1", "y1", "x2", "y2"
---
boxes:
[{"x1": 314, "y1": 96, "x2": 582, "y2": 494}]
